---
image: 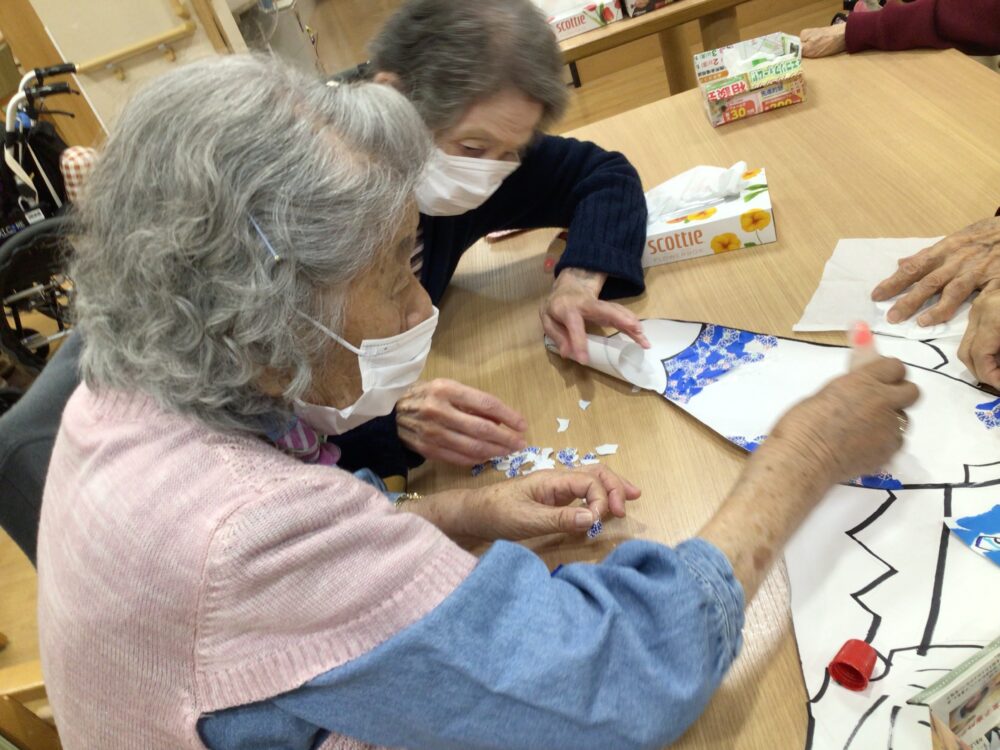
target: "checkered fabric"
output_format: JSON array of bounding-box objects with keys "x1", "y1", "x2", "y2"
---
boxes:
[{"x1": 59, "y1": 146, "x2": 98, "y2": 204}]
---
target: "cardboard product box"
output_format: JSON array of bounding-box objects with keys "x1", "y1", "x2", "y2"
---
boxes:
[
  {"x1": 693, "y1": 32, "x2": 805, "y2": 127},
  {"x1": 908, "y1": 636, "x2": 1000, "y2": 750},
  {"x1": 623, "y1": 0, "x2": 675, "y2": 18},
  {"x1": 545, "y1": 0, "x2": 624, "y2": 41},
  {"x1": 642, "y1": 167, "x2": 775, "y2": 268}
]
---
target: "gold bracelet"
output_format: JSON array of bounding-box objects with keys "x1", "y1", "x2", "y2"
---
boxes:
[{"x1": 393, "y1": 492, "x2": 422, "y2": 509}]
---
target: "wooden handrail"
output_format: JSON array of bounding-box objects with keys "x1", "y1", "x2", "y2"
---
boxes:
[{"x1": 77, "y1": 19, "x2": 196, "y2": 74}]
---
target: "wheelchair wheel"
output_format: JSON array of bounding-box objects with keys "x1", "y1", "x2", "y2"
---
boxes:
[{"x1": 0, "y1": 215, "x2": 73, "y2": 375}]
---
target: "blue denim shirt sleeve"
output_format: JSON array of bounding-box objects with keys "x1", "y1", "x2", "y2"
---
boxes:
[{"x1": 199, "y1": 538, "x2": 744, "y2": 750}]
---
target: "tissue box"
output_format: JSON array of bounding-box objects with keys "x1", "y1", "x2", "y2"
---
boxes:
[
  {"x1": 908, "y1": 636, "x2": 1000, "y2": 750},
  {"x1": 624, "y1": 0, "x2": 675, "y2": 18},
  {"x1": 545, "y1": 0, "x2": 624, "y2": 41},
  {"x1": 643, "y1": 168, "x2": 775, "y2": 268},
  {"x1": 693, "y1": 32, "x2": 805, "y2": 127}
]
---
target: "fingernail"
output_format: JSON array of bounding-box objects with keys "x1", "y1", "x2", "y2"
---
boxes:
[
  {"x1": 916, "y1": 314, "x2": 930, "y2": 326},
  {"x1": 886, "y1": 311, "x2": 900, "y2": 323},
  {"x1": 574, "y1": 510, "x2": 595, "y2": 530}
]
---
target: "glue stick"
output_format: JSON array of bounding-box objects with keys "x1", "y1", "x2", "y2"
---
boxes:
[{"x1": 849, "y1": 321, "x2": 879, "y2": 370}]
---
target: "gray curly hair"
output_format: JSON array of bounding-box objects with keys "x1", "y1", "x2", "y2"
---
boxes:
[
  {"x1": 70, "y1": 54, "x2": 431, "y2": 435},
  {"x1": 369, "y1": 0, "x2": 568, "y2": 133}
]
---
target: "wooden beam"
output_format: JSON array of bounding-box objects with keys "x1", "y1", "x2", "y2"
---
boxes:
[{"x1": 560, "y1": 0, "x2": 751, "y2": 63}]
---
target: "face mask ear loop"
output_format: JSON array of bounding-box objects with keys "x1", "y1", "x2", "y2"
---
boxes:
[{"x1": 295, "y1": 310, "x2": 363, "y2": 356}]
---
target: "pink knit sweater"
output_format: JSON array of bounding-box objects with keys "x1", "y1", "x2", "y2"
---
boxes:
[{"x1": 37, "y1": 385, "x2": 476, "y2": 749}]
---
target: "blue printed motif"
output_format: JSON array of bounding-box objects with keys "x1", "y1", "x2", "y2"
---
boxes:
[
  {"x1": 587, "y1": 519, "x2": 604, "y2": 539},
  {"x1": 975, "y1": 398, "x2": 1000, "y2": 429},
  {"x1": 663, "y1": 325, "x2": 777, "y2": 404},
  {"x1": 727, "y1": 435, "x2": 768, "y2": 452},
  {"x1": 948, "y1": 505, "x2": 1000, "y2": 568},
  {"x1": 851, "y1": 472, "x2": 903, "y2": 490}
]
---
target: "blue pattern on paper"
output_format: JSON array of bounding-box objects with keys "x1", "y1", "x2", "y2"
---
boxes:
[
  {"x1": 852, "y1": 472, "x2": 904, "y2": 490},
  {"x1": 662, "y1": 325, "x2": 777, "y2": 404},
  {"x1": 975, "y1": 398, "x2": 1000, "y2": 429},
  {"x1": 727, "y1": 435, "x2": 768, "y2": 452},
  {"x1": 948, "y1": 505, "x2": 1000, "y2": 567},
  {"x1": 587, "y1": 519, "x2": 604, "y2": 539}
]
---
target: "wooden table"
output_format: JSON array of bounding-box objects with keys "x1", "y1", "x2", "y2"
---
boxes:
[
  {"x1": 560, "y1": 0, "x2": 747, "y2": 95},
  {"x1": 410, "y1": 49, "x2": 1000, "y2": 749}
]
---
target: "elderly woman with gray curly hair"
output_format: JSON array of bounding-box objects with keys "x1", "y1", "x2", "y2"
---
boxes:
[
  {"x1": 326, "y1": 0, "x2": 653, "y2": 480},
  {"x1": 38, "y1": 55, "x2": 921, "y2": 750}
]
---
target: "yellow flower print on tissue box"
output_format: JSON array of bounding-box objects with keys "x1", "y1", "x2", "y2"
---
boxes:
[{"x1": 642, "y1": 169, "x2": 776, "y2": 268}]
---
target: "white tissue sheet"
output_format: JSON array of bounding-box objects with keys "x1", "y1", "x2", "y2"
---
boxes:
[
  {"x1": 644, "y1": 162, "x2": 747, "y2": 222},
  {"x1": 795, "y1": 238, "x2": 972, "y2": 340}
]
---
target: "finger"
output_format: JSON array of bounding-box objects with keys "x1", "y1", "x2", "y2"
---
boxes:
[
  {"x1": 398, "y1": 424, "x2": 513, "y2": 466},
  {"x1": 583, "y1": 301, "x2": 650, "y2": 349},
  {"x1": 958, "y1": 328, "x2": 976, "y2": 378},
  {"x1": 424, "y1": 423, "x2": 526, "y2": 464},
  {"x1": 541, "y1": 312, "x2": 570, "y2": 357},
  {"x1": 916, "y1": 273, "x2": 978, "y2": 326},
  {"x1": 442, "y1": 381, "x2": 528, "y2": 432},
  {"x1": 534, "y1": 503, "x2": 599, "y2": 536},
  {"x1": 885, "y1": 273, "x2": 953, "y2": 323},
  {"x1": 972, "y1": 330, "x2": 1000, "y2": 389},
  {"x1": 871, "y1": 248, "x2": 939, "y2": 301},
  {"x1": 561, "y1": 309, "x2": 590, "y2": 364},
  {"x1": 884, "y1": 380, "x2": 921, "y2": 411},
  {"x1": 542, "y1": 312, "x2": 574, "y2": 360},
  {"x1": 858, "y1": 356, "x2": 907, "y2": 384},
  {"x1": 540, "y1": 471, "x2": 612, "y2": 521},
  {"x1": 583, "y1": 465, "x2": 634, "y2": 517}
]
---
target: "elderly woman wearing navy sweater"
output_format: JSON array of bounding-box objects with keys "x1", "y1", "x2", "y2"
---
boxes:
[
  {"x1": 326, "y1": 0, "x2": 652, "y2": 478},
  {"x1": 40, "y1": 55, "x2": 920, "y2": 750}
]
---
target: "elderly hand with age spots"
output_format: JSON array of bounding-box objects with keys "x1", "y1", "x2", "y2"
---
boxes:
[
  {"x1": 871, "y1": 216, "x2": 1000, "y2": 327},
  {"x1": 542, "y1": 267, "x2": 650, "y2": 364}
]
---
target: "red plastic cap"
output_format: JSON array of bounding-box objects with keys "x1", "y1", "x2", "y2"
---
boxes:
[{"x1": 829, "y1": 639, "x2": 878, "y2": 691}]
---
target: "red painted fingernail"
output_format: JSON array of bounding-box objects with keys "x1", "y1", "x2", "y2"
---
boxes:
[{"x1": 851, "y1": 321, "x2": 873, "y2": 347}]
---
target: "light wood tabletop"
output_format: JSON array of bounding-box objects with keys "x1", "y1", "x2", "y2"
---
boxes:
[{"x1": 409, "y1": 49, "x2": 1000, "y2": 749}]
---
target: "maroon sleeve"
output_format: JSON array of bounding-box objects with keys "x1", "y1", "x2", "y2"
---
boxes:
[{"x1": 845, "y1": 0, "x2": 1000, "y2": 55}]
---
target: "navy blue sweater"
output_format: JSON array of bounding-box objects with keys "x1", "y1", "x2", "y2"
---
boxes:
[{"x1": 331, "y1": 134, "x2": 648, "y2": 477}]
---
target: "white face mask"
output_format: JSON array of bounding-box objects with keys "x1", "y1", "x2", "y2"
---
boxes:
[
  {"x1": 415, "y1": 148, "x2": 520, "y2": 216},
  {"x1": 294, "y1": 307, "x2": 440, "y2": 435}
]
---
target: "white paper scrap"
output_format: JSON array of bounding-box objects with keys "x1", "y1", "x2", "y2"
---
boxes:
[
  {"x1": 578, "y1": 400, "x2": 591, "y2": 411},
  {"x1": 594, "y1": 444, "x2": 618, "y2": 455},
  {"x1": 557, "y1": 418, "x2": 569, "y2": 433},
  {"x1": 795, "y1": 238, "x2": 972, "y2": 340}
]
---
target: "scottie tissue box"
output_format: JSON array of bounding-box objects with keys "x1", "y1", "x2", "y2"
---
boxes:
[
  {"x1": 693, "y1": 32, "x2": 806, "y2": 127},
  {"x1": 537, "y1": 0, "x2": 624, "y2": 41},
  {"x1": 643, "y1": 168, "x2": 775, "y2": 268}
]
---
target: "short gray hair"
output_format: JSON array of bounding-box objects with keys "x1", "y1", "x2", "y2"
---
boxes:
[
  {"x1": 369, "y1": 0, "x2": 568, "y2": 132},
  {"x1": 70, "y1": 54, "x2": 430, "y2": 435}
]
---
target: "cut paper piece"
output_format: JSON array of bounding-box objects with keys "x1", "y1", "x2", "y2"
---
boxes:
[
  {"x1": 594, "y1": 444, "x2": 618, "y2": 455},
  {"x1": 795, "y1": 238, "x2": 973, "y2": 340},
  {"x1": 587, "y1": 519, "x2": 604, "y2": 539},
  {"x1": 579, "y1": 400, "x2": 591, "y2": 411},
  {"x1": 557, "y1": 418, "x2": 570, "y2": 433},
  {"x1": 946, "y1": 505, "x2": 1000, "y2": 568},
  {"x1": 547, "y1": 318, "x2": 1000, "y2": 750}
]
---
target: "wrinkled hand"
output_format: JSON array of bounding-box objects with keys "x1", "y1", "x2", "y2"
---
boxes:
[
  {"x1": 871, "y1": 216, "x2": 1000, "y2": 326},
  {"x1": 767, "y1": 357, "x2": 919, "y2": 485},
  {"x1": 456, "y1": 466, "x2": 641, "y2": 541},
  {"x1": 800, "y1": 24, "x2": 847, "y2": 58},
  {"x1": 959, "y1": 288, "x2": 1000, "y2": 389},
  {"x1": 397, "y1": 379, "x2": 527, "y2": 465},
  {"x1": 541, "y1": 267, "x2": 649, "y2": 364}
]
